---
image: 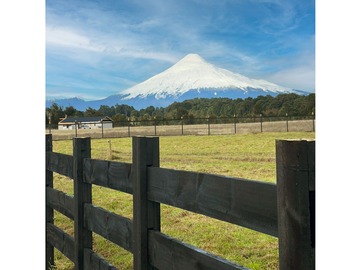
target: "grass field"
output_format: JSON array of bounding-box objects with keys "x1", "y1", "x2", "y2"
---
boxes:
[{"x1": 50, "y1": 131, "x2": 315, "y2": 269}]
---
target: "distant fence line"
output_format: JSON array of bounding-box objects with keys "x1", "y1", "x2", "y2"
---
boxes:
[
  {"x1": 46, "y1": 115, "x2": 315, "y2": 140},
  {"x1": 46, "y1": 134, "x2": 315, "y2": 269}
]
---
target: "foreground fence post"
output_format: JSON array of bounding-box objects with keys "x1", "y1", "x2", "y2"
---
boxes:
[
  {"x1": 73, "y1": 137, "x2": 92, "y2": 270},
  {"x1": 132, "y1": 136, "x2": 160, "y2": 270},
  {"x1": 46, "y1": 134, "x2": 54, "y2": 269},
  {"x1": 276, "y1": 140, "x2": 315, "y2": 270}
]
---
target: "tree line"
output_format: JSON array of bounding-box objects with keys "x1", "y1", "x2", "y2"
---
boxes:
[{"x1": 46, "y1": 93, "x2": 315, "y2": 125}]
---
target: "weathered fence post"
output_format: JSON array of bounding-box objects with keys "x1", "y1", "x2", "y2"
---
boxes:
[
  {"x1": 234, "y1": 114, "x2": 237, "y2": 134},
  {"x1": 154, "y1": 117, "x2": 157, "y2": 136},
  {"x1": 207, "y1": 117, "x2": 210, "y2": 135},
  {"x1": 73, "y1": 137, "x2": 92, "y2": 270},
  {"x1": 312, "y1": 112, "x2": 315, "y2": 132},
  {"x1": 75, "y1": 120, "x2": 78, "y2": 137},
  {"x1": 132, "y1": 136, "x2": 160, "y2": 270},
  {"x1": 46, "y1": 134, "x2": 54, "y2": 269},
  {"x1": 181, "y1": 116, "x2": 184, "y2": 135},
  {"x1": 101, "y1": 119, "x2": 104, "y2": 138},
  {"x1": 128, "y1": 118, "x2": 131, "y2": 137},
  {"x1": 276, "y1": 140, "x2": 315, "y2": 270}
]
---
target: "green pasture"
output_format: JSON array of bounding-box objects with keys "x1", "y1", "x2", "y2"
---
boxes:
[{"x1": 51, "y1": 132, "x2": 315, "y2": 269}]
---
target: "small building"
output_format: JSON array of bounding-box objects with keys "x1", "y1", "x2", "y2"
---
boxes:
[{"x1": 58, "y1": 116, "x2": 113, "y2": 130}]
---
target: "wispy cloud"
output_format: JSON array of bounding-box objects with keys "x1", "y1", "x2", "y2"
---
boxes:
[
  {"x1": 46, "y1": 26, "x2": 103, "y2": 52},
  {"x1": 46, "y1": 0, "x2": 315, "y2": 100},
  {"x1": 46, "y1": 25, "x2": 178, "y2": 63}
]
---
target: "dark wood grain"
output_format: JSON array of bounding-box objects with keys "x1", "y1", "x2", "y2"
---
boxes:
[
  {"x1": 132, "y1": 136, "x2": 160, "y2": 270},
  {"x1": 46, "y1": 134, "x2": 54, "y2": 269},
  {"x1": 148, "y1": 167, "x2": 278, "y2": 237},
  {"x1": 148, "y1": 231, "x2": 249, "y2": 270},
  {"x1": 46, "y1": 152, "x2": 74, "y2": 179},
  {"x1": 73, "y1": 137, "x2": 92, "y2": 270},
  {"x1": 276, "y1": 140, "x2": 315, "y2": 270},
  {"x1": 46, "y1": 187, "x2": 75, "y2": 220},
  {"x1": 84, "y1": 203, "x2": 133, "y2": 252},
  {"x1": 83, "y1": 158, "x2": 133, "y2": 194},
  {"x1": 47, "y1": 223, "x2": 75, "y2": 263},
  {"x1": 84, "y1": 248, "x2": 118, "y2": 270}
]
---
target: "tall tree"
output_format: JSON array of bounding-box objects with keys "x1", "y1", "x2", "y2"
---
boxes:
[{"x1": 84, "y1": 107, "x2": 100, "y2": 117}]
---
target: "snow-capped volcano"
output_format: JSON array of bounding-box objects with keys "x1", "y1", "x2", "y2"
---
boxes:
[
  {"x1": 46, "y1": 53, "x2": 309, "y2": 110},
  {"x1": 120, "y1": 53, "x2": 293, "y2": 100}
]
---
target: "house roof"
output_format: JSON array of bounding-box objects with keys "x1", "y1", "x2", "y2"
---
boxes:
[{"x1": 59, "y1": 116, "x2": 113, "y2": 124}]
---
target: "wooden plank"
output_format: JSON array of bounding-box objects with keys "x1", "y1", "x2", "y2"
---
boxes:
[
  {"x1": 46, "y1": 152, "x2": 74, "y2": 179},
  {"x1": 84, "y1": 248, "x2": 118, "y2": 270},
  {"x1": 276, "y1": 140, "x2": 315, "y2": 270},
  {"x1": 73, "y1": 137, "x2": 92, "y2": 270},
  {"x1": 148, "y1": 167, "x2": 278, "y2": 237},
  {"x1": 46, "y1": 223, "x2": 75, "y2": 263},
  {"x1": 83, "y1": 158, "x2": 133, "y2": 194},
  {"x1": 46, "y1": 187, "x2": 75, "y2": 220},
  {"x1": 307, "y1": 141, "x2": 316, "y2": 192},
  {"x1": 46, "y1": 134, "x2": 54, "y2": 269},
  {"x1": 148, "y1": 231, "x2": 249, "y2": 270},
  {"x1": 132, "y1": 136, "x2": 160, "y2": 270},
  {"x1": 84, "y1": 203, "x2": 133, "y2": 252}
]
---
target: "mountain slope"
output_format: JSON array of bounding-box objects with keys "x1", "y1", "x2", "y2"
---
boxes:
[
  {"x1": 120, "y1": 53, "x2": 293, "y2": 99},
  {"x1": 46, "y1": 53, "x2": 309, "y2": 110}
]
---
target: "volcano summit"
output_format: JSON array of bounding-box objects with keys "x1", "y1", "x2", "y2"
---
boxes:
[
  {"x1": 122, "y1": 53, "x2": 293, "y2": 99},
  {"x1": 46, "y1": 53, "x2": 308, "y2": 110}
]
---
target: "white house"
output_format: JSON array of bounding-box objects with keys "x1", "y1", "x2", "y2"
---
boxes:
[{"x1": 58, "y1": 116, "x2": 113, "y2": 130}]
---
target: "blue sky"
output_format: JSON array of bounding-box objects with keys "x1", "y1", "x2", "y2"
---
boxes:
[{"x1": 46, "y1": 0, "x2": 315, "y2": 101}]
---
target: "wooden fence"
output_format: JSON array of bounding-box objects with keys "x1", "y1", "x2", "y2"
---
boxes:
[
  {"x1": 46, "y1": 134, "x2": 315, "y2": 270},
  {"x1": 47, "y1": 117, "x2": 315, "y2": 141}
]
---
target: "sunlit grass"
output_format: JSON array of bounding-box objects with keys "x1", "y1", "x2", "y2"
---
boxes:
[{"x1": 50, "y1": 132, "x2": 315, "y2": 269}]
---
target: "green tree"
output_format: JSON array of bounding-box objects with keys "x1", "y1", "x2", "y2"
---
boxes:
[
  {"x1": 64, "y1": 106, "x2": 79, "y2": 117},
  {"x1": 84, "y1": 107, "x2": 100, "y2": 117},
  {"x1": 46, "y1": 103, "x2": 65, "y2": 126},
  {"x1": 98, "y1": 105, "x2": 114, "y2": 117}
]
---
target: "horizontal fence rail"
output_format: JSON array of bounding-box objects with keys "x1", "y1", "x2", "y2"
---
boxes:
[
  {"x1": 46, "y1": 187, "x2": 75, "y2": 219},
  {"x1": 47, "y1": 223, "x2": 75, "y2": 263},
  {"x1": 46, "y1": 152, "x2": 73, "y2": 178},
  {"x1": 148, "y1": 230, "x2": 249, "y2": 270},
  {"x1": 83, "y1": 159, "x2": 133, "y2": 193},
  {"x1": 46, "y1": 114, "x2": 315, "y2": 140},
  {"x1": 46, "y1": 134, "x2": 315, "y2": 270},
  {"x1": 84, "y1": 204, "x2": 134, "y2": 252},
  {"x1": 147, "y1": 167, "x2": 278, "y2": 237}
]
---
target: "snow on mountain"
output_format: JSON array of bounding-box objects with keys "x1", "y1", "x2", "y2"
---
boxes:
[
  {"x1": 120, "y1": 53, "x2": 293, "y2": 99},
  {"x1": 47, "y1": 53, "x2": 309, "y2": 110}
]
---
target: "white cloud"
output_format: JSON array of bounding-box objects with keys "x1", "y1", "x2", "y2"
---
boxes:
[
  {"x1": 46, "y1": 25, "x2": 178, "y2": 64},
  {"x1": 46, "y1": 26, "x2": 103, "y2": 52},
  {"x1": 45, "y1": 0, "x2": 315, "y2": 99},
  {"x1": 264, "y1": 65, "x2": 315, "y2": 91}
]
